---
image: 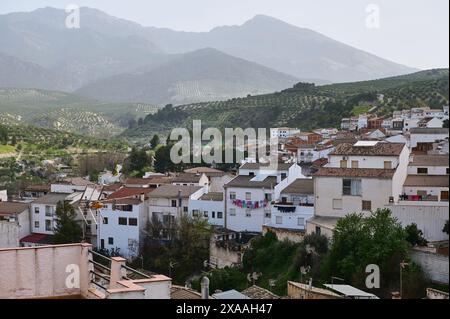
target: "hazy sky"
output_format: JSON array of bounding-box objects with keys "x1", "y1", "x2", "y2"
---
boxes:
[{"x1": 0, "y1": 0, "x2": 448, "y2": 69}]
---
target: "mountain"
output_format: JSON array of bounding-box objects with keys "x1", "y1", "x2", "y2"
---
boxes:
[
  {"x1": 143, "y1": 14, "x2": 417, "y2": 82},
  {"x1": 75, "y1": 48, "x2": 300, "y2": 104},
  {"x1": 0, "y1": 7, "x2": 417, "y2": 94},
  {"x1": 0, "y1": 7, "x2": 165, "y2": 90},
  {"x1": 121, "y1": 69, "x2": 449, "y2": 141},
  {"x1": 0, "y1": 53, "x2": 66, "y2": 90}
]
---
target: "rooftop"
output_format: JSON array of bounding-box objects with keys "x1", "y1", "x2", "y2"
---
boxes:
[
  {"x1": 148, "y1": 185, "x2": 202, "y2": 198},
  {"x1": 313, "y1": 167, "x2": 396, "y2": 179},
  {"x1": 101, "y1": 183, "x2": 123, "y2": 192},
  {"x1": 59, "y1": 177, "x2": 94, "y2": 186},
  {"x1": 281, "y1": 178, "x2": 314, "y2": 195},
  {"x1": 225, "y1": 175, "x2": 278, "y2": 189},
  {"x1": 102, "y1": 198, "x2": 142, "y2": 205},
  {"x1": 107, "y1": 187, "x2": 154, "y2": 200},
  {"x1": 32, "y1": 193, "x2": 73, "y2": 205},
  {"x1": 323, "y1": 284, "x2": 379, "y2": 299},
  {"x1": 240, "y1": 162, "x2": 293, "y2": 171},
  {"x1": 0, "y1": 202, "x2": 29, "y2": 216},
  {"x1": 20, "y1": 233, "x2": 53, "y2": 245},
  {"x1": 410, "y1": 128, "x2": 449, "y2": 134},
  {"x1": 330, "y1": 142, "x2": 405, "y2": 156},
  {"x1": 404, "y1": 175, "x2": 449, "y2": 187},
  {"x1": 199, "y1": 192, "x2": 224, "y2": 201},
  {"x1": 184, "y1": 167, "x2": 224, "y2": 174},
  {"x1": 23, "y1": 184, "x2": 51, "y2": 192},
  {"x1": 212, "y1": 289, "x2": 250, "y2": 299},
  {"x1": 287, "y1": 281, "x2": 341, "y2": 298},
  {"x1": 410, "y1": 154, "x2": 449, "y2": 167},
  {"x1": 241, "y1": 285, "x2": 280, "y2": 299},
  {"x1": 171, "y1": 285, "x2": 202, "y2": 299},
  {"x1": 172, "y1": 173, "x2": 204, "y2": 183}
]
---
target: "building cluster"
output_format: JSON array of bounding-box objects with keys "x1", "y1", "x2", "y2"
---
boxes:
[{"x1": 0, "y1": 105, "x2": 448, "y2": 299}]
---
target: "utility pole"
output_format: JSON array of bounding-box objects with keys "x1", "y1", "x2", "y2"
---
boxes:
[{"x1": 400, "y1": 261, "x2": 409, "y2": 299}]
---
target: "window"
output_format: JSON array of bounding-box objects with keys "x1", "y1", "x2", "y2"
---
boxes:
[
  {"x1": 108, "y1": 237, "x2": 114, "y2": 245},
  {"x1": 103, "y1": 217, "x2": 108, "y2": 224},
  {"x1": 45, "y1": 220, "x2": 52, "y2": 231},
  {"x1": 171, "y1": 200, "x2": 177, "y2": 207},
  {"x1": 129, "y1": 218, "x2": 138, "y2": 226},
  {"x1": 245, "y1": 209, "x2": 251, "y2": 217},
  {"x1": 281, "y1": 173, "x2": 287, "y2": 180},
  {"x1": 351, "y1": 161, "x2": 359, "y2": 168},
  {"x1": 281, "y1": 196, "x2": 288, "y2": 203},
  {"x1": 265, "y1": 193, "x2": 272, "y2": 201},
  {"x1": 446, "y1": 168, "x2": 449, "y2": 175},
  {"x1": 343, "y1": 179, "x2": 361, "y2": 196},
  {"x1": 183, "y1": 206, "x2": 188, "y2": 212},
  {"x1": 249, "y1": 172, "x2": 255, "y2": 176},
  {"x1": 212, "y1": 211, "x2": 216, "y2": 218},
  {"x1": 340, "y1": 160, "x2": 347, "y2": 168},
  {"x1": 384, "y1": 161, "x2": 392, "y2": 169},
  {"x1": 118, "y1": 217, "x2": 127, "y2": 225},
  {"x1": 204, "y1": 211, "x2": 208, "y2": 218},
  {"x1": 100, "y1": 239, "x2": 105, "y2": 249},
  {"x1": 265, "y1": 212, "x2": 271, "y2": 218},
  {"x1": 315, "y1": 226, "x2": 321, "y2": 235},
  {"x1": 362, "y1": 200, "x2": 372, "y2": 211},
  {"x1": 217, "y1": 212, "x2": 223, "y2": 219},
  {"x1": 34, "y1": 221, "x2": 39, "y2": 228},
  {"x1": 298, "y1": 218, "x2": 305, "y2": 226},
  {"x1": 192, "y1": 210, "x2": 200, "y2": 217},
  {"x1": 332, "y1": 199, "x2": 343, "y2": 210},
  {"x1": 417, "y1": 167, "x2": 428, "y2": 174},
  {"x1": 34, "y1": 207, "x2": 39, "y2": 214},
  {"x1": 230, "y1": 192, "x2": 236, "y2": 200},
  {"x1": 276, "y1": 216, "x2": 283, "y2": 224},
  {"x1": 245, "y1": 192, "x2": 252, "y2": 201}
]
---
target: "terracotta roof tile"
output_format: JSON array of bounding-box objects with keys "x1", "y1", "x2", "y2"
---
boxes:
[
  {"x1": 330, "y1": 142, "x2": 405, "y2": 156},
  {"x1": 313, "y1": 167, "x2": 396, "y2": 179}
]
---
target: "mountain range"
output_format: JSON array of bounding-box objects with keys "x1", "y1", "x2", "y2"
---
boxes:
[{"x1": 0, "y1": 7, "x2": 417, "y2": 105}]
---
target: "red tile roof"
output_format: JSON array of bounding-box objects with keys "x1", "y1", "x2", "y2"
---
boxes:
[
  {"x1": 107, "y1": 187, "x2": 154, "y2": 200},
  {"x1": 330, "y1": 142, "x2": 405, "y2": 156},
  {"x1": 313, "y1": 167, "x2": 396, "y2": 179},
  {"x1": 20, "y1": 233, "x2": 52, "y2": 244}
]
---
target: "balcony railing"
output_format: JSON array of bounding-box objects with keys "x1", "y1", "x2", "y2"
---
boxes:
[{"x1": 399, "y1": 195, "x2": 443, "y2": 202}]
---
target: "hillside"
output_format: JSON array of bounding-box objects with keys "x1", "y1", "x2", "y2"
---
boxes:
[
  {"x1": 75, "y1": 48, "x2": 300, "y2": 104},
  {"x1": 122, "y1": 69, "x2": 449, "y2": 140},
  {"x1": 0, "y1": 88, "x2": 159, "y2": 137}
]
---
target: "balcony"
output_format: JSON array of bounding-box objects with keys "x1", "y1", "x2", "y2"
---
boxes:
[
  {"x1": 399, "y1": 194, "x2": 447, "y2": 202},
  {"x1": 274, "y1": 201, "x2": 314, "y2": 213}
]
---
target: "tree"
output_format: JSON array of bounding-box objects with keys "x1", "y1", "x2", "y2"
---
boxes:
[
  {"x1": 0, "y1": 125, "x2": 7, "y2": 144},
  {"x1": 10, "y1": 135, "x2": 17, "y2": 146},
  {"x1": 123, "y1": 147, "x2": 150, "y2": 174},
  {"x1": 150, "y1": 134, "x2": 161, "y2": 149},
  {"x1": 405, "y1": 223, "x2": 428, "y2": 246},
  {"x1": 321, "y1": 209, "x2": 418, "y2": 297},
  {"x1": 53, "y1": 201, "x2": 83, "y2": 244}
]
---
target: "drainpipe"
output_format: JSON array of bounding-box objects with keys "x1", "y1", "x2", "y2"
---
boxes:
[{"x1": 224, "y1": 186, "x2": 228, "y2": 229}]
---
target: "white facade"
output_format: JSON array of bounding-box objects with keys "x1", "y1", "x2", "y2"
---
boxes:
[
  {"x1": 410, "y1": 130, "x2": 449, "y2": 149},
  {"x1": 97, "y1": 200, "x2": 147, "y2": 259},
  {"x1": 313, "y1": 143, "x2": 409, "y2": 221},
  {"x1": 188, "y1": 193, "x2": 225, "y2": 227},
  {"x1": 0, "y1": 190, "x2": 7, "y2": 202},
  {"x1": 270, "y1": 128, "x2": 300, "y2": 139},
  {"x1": 225, "y1": 164, "x2": 305, "y2": 233}
]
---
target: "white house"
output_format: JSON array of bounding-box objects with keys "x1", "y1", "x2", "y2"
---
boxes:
[
  {"x1": 264, "y1": 178, "x2": 314, "y2": 242},
  {"x1": 409, "y1": 128, "x2": 449, "y2": 152},
  {"x1": 30, "y1": 192, "x2": 82, "y2": 235},
  {"x1": 148, "y1": 185, "x2": 204, "y2": 238},
  {"x1": 188, "y1": 192, "x2": 225, "y2": 227},
  {"x1": 51, "y1": 177, "x2": 93, "y2": 194},
  {"x1": 97, "y1": 197, "x2": 148, "y2": 259},
  {"x1": 224, "y1": 163, "x2": 305, "y2": 233},
  {"x1": 0, "y1": 202, "x2": 30, "y2": 248},
  {"x1": 270, "y1": 128, "x2": 300, "y2": 139},
  {"x1": 308, "y1": 141, "x2": 409, "y2": 238}
]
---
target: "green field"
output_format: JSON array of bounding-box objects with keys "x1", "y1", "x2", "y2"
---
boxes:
[{"x1": 0, "y1": 144, "x2": 15, "y2": 154}]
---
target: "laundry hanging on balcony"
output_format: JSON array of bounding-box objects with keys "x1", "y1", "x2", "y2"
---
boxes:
[{"x1": 231, "y1": 199, "x2": 269, "y2": 209}]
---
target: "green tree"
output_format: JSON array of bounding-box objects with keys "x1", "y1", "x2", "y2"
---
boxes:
[
  {"x1": 405, "y1": 223, "x2": 428, "y2": 246},
  {"x1": 124, "y1": 147, "x2": 150, "y2": 174},
  {"x1": 150, "y1": 134, "x2": 161, "y2": 149},
  {"x1": 0, "y1": 125, "x2": 7, "y2": 144},
  {"x1": 53, "y1": 201, "x2": 83, "y2": 244},
  {"x1": 321, "y1": 209, "x2": 424, "y2": 298}
]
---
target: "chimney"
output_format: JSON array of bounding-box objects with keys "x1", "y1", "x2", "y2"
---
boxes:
[
  {"x1": 308, "y1": 278, "x2": 313, "y2": 290},
  {"x1": 200, "y1": 276, "x2": 210, "y2": 299},
  {"x1": 140, "y1": 193, "x2": 145, "y2": 202}
]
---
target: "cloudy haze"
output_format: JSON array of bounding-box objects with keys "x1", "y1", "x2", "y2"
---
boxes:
[{"x1": 0, "y1": 0, "x2": 448, "y2": 69}]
